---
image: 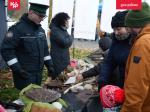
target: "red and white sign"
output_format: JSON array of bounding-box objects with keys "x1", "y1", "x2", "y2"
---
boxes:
[
  {"x1": 8, "y1": 0, "x2": 20, "y2": 10},
  {"x1": 116, "y1": 0, "x2": 142, "y2": 10}
]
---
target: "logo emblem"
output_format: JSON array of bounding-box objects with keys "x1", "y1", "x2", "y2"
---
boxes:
[
  {"x1": 8, "y1": 0, "x2": 20, "y2": 10},
  {"x1": 116, "y1": 0, "x2": 142, "y2": 10}
]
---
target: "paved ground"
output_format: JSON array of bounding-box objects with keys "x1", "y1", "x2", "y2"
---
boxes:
[{"x1": 71, "y1": 39, "x2": 99, "y2": 51}]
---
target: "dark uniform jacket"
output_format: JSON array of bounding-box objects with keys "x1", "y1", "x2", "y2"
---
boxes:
[
  {"x1": 1, "y1": 14, "x2": 54, "y2": 90},
  {"x1": 98, "y1": 34, "x2": 131, "y2": 88},
  {"x1": 50, "y1": 23, "x2": 73, "y2": 76}
]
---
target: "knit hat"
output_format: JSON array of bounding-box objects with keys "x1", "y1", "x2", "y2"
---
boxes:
[
  {"x1": 100, "y1": 85, "x2": 124, "y2": 108},
  {"x1": 125, "y1": 2, "x2": 150, "y2": 27},
  {"x1": 29, "y1": 3, "x2": 49, "y2": 16},
  {"x1": 111, "y1": 11, "x2": 128, "y2": 28}
]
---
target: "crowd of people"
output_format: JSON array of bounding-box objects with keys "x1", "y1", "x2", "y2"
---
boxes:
[{"x1": 0, "y1": 1, "x2": 150, "y2": 112}]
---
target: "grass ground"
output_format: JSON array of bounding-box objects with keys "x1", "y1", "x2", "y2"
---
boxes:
[{"x1": 0, "y1": 69, "x2": 20, "y2": 102}]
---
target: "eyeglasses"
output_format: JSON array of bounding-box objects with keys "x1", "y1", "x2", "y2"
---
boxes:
[{"x1": 33, "y1": 11, "x2": 47, "y2": 19}]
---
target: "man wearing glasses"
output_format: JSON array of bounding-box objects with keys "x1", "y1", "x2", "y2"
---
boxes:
[{"x1": 1, "y1": 0, "x2": 55, "y2": 90}]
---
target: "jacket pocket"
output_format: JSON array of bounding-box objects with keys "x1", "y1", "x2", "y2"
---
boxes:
[{"x1": 23, "y1": 38, "x2": 38, "y2": 56}]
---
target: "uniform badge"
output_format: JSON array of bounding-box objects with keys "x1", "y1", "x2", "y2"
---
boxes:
[
  {"x1": 133, "y1": 56, "x2": 141, "y2": 64},
  {"x1": 6, "y1": 31, "x2": 13, "y2": 38}
]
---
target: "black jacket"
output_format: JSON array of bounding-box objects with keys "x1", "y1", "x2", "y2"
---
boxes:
[
  {"x1": 98, "y1": 34, "x2": 131, "y2": 88},
  {"x1": 82, "y1": 36, "x2": 112, "y2": 79},
  {"x1": 82, "y1": 61, "x2": 101, "y2": 79},
  {"x1": 1, "y1": 14, "x2": 54, "y2": 89},
  {"x1": 50, "y1": 23, "x2": 73, "y2": 76}
]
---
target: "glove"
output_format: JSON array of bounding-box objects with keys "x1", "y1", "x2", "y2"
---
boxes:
[
  {"x1": 13, "y1": 69, "x2": 30, "y2": 79},
  {"x1": 44, "y1": 60, "x2": 56, "y2": 79},
  {"x1": 48, "y1": 67, "x2": 56, "y2": 80}
]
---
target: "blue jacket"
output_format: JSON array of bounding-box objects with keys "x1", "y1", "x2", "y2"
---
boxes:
[{"x1": 98, "y1": 34, "x2": 131, "y2": 88}]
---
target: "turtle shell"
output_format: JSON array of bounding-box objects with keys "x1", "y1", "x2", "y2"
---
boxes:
[{"x1": 25, "y1": 88, "x2": 61, "y2": 103}]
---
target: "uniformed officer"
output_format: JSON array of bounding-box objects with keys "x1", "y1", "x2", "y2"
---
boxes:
[{"x1": 1, "y1": 0, "x2": 55, "y2": 90}]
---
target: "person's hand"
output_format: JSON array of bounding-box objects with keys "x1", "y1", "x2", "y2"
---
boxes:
[
  {"x1": 48, "y1": 67, "x2": 55, "y2": 78},
  {"x1": 14, "y1": 69, "x2": 30, "y2": 79},
  {"x1": 67, "y1": 72, "x2": 75, "y2": 77},
  {"x1": 76, "y1": 74, "x2": 83, "y2": 81},
  {"x1": 99, "y1": 30, "x2": 106, "y2": 38}
]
